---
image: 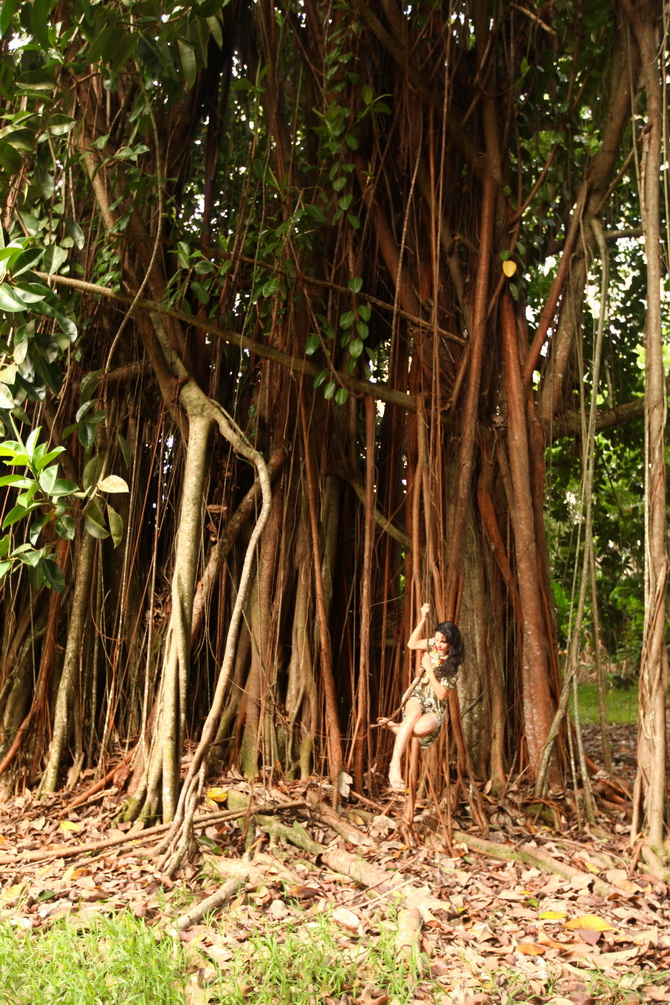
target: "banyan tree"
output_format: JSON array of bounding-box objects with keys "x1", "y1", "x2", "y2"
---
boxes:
[{"x1": 0, "y1": 0, "x2": 667, "y2": 868}]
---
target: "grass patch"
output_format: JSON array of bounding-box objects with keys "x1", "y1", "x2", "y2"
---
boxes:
[
  {"x1": 0, "y1": 913, "x2": 185, "y2": 1004},
  {"x1": 209, "y1": 908, "x2": 422, "y2": 1004},
  {"x1": 572, "y1": 681, "x2": 639, "y2": 725},
  {"x1": 0, "y1": 906, "x2": 668, "y2": 1005}
]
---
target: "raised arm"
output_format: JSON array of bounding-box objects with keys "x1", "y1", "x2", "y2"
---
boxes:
[{"x1": 407, "y1": 602, "x2": 431, "y2": 650}]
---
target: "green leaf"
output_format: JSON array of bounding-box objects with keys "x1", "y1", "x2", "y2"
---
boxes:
[
  {"x1": 38, "y1": 465, "x2": 58, "y2": 495},
  {"x1": 15, "y1": 547, "x2": 41, "y2": 568},
  {"x1": 12, "y1": 248, "x2": 44, "y2": 277},
  {"x1": 0, "y1": 560, "x2": 11, "y2": 582},
  {"x1": 83, "y1": 455, "x2": 104, "y2": 492},
  {"x1": 205, "y1": 14, "x2": 223, "y2": 46},
  {"x1": 47, "y1": 114, "x2": 74, "y2": 137},
  {"x1": 191, "y1": 281, "x2": 210, "y2": 305},
  {"x1": 107, "y1": 503, "x2": 124, "y2": 548},
  {"x1": 323, "y1": 380, "x2": 336, "y2": 399},
  {"x1": 335, "y1": 387, "x2": 349, "y2": 405},
  {"x1": 76, "y1": 399, "x2": 97, "y2": 423},
  {"x1": 0, "y1": 283, "x2": 29, "y2": 313},
  {"x1": 2, "y1": 503, "x2": 27, "y2": 529},
  {"x1": 54, "y1": 514, "x2": 76, "y2": 540},
  {"x1": 65, "y1": 219, "x2": 85, "y2": 250},
  {"x1": 0, "y1": 385, "x2": 15, "y2": 408},
  {"x1": 31, "y1": 0, "x2": 54, "y2": 48},
  {"x1": 117, "y1": 432, "x2": 131, "y2": 469},
  {"x1": 16, "y1": 69, "x2": 55, "y2": 92},
  {"x1": 34, "y1": 167, "x2": 54, "y2": 200},
  {"x1": 0, "y1": 140, "x2": 23, "y2": 175},
  {"x1": 25, "y1": 427, "x2": 41, "y2": 459},
  {"x1": 84, "y1": 499, "x2": 109, "y2": 539},
  {"x1": 98, "y1": 475, "x2": 129, "y2": 493},
  {"x1": 347, "y1": 214, "x2": 361, "y2": 230},
  {"x1": 0, "y1": 0, "x2": 18, "y2": 39},
  {"x1": 313, "y1": 368, "x2": 328, "y2": 389},
  {"x1": 306, "y1": 204, "x2": 326, "y2": 223},
  {"x1": 79, "y1": 370, "x2": 101, "y2": 403},
  {"x1": 178, "y1": 38, "x2": 198, "y2": 89},
  {"x1": 78, "y1": 422, "x2": 97, "y2": 451},
  {"x1": 349, "y1": 338, "x2": 364, "y2": 359},
  {"x1": 305, "y1": 333, "x2": 320, "y2": 356},
  {"x1": 362, "y1": 83, "x2": 373, "y2": 104},
  {"x1": 41, "y1": 556, "x2": 65, "y2": 593},
  {"x1": 347, "y1": 277, "x2": 363, "y2": 294},
  {"x1": 35, "y1": 447, "x2": 65, "y2": 472},
  {"x1": 29, "y1": 514, "x2": 49, "y2": 546},
  {"x1": 0, "y1": 474, "x2": 31, "y2": 488},
  {"x1": 42, "y1": 245, "x2": 69, "y2": 275},
  {"x1": 50, "y1": 479, "x2": 78, "y2": 498},
  {"x1": 339, "y1": 310, "x2": 355, "y2": 330}
]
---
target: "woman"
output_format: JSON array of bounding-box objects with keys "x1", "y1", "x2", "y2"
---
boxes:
[{"x1": 387, "y1": 602, "x2": 464, "y2": 791}]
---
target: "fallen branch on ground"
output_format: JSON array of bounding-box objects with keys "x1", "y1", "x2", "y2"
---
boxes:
[
  {"x1": 0, "y1": 800, "x2": 307, "y2": 867},
  {"x1": 452, "y1": 829, "x2": 618, "y2": 898}
]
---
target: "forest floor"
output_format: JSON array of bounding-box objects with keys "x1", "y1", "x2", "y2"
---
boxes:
[{"x1": 0, "y1": 724, "x2": 668, "y2": 1005}]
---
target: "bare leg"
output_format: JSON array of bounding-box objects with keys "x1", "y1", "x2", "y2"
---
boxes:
[{"x1": 388, "y1": 699, "x2": 423, "y2": 789}]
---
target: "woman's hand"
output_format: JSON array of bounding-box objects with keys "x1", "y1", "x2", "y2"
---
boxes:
[
  {"x1": 408, "y1": 603, "x2": 431, "y2": 650},
  {"x1": 422, "y1": 653, "x2": 448, "y2": 699}
]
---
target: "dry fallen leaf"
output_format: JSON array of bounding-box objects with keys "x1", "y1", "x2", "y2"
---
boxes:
[
  {"x1": 355, "y1": 985, "x2": 389, "y2": 1005},
  {"x1": 565, "y1": 914, "x2": 614, "y2": 932},
  {"x1": 516, "y1": 942, "x2": 545, "y2": 955},
  {"x1": 183, "y1": 974, "x2": 209, "y2": 1005},
  {"x1": 59, "y1": 820, "x2": 82, "y2": 832},
  {"x1": 205, "y1": 787, "x2": 228, "y2": 803},
  {"x1": 332, "y1": 907, "x2": 362, "y2": 933}
]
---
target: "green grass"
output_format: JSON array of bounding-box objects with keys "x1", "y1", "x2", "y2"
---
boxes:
[
  {"x1": 1, "y1": 907, "x2": 668, "y2": 1005},
  {"x1": 572, "y1": 681, "x2": 639, "y2": 725},
  {"x1": 208, "y1": 908, "x2": 422, "y2": 1004},
  {"x1": 0, "y1": 913, "x2": 186, "y2": 1005}
]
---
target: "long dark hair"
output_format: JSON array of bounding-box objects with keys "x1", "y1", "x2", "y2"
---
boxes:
[{"x1": 433, "y1": 621, "x2": 465, "y2": 682}]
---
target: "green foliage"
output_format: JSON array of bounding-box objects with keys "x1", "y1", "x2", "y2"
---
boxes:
[
  {"x1": 0, "y1": 914, "x2": 186, "y2": 1004},
  {"x1": 207, "y1": 908, "x2": 422, "y2": 1005},
  {"x1": 571, "y1": 681, "x2": 640, "y2": 726}
]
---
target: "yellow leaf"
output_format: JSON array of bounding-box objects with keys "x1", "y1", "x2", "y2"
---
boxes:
[
  {"x1": 565, "y1": 914, "x2": 615, "y2": 931},
  {"x1": 59, "y1": 820, "x2": 82, "y2": 832},
  {"x1": 206, "y1": 787, "x2": 228, "y2": 804},
  {"x1": 539, "y1": 910, "x2": 566, "y2": 920},
  {"x1": 1, "y1": 882, "x2": 28, "y2": 904},
  {"x1": 502, "y1": 259, "x2": 517, "y2": 277},
  {"x1": 517, "y1": 942, "x2": 545, "y2": 955}
]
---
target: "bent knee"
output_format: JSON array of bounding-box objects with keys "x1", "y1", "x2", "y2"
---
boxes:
[{"x1": 414, "y1": 714, "x2": 439, "y2": 737}]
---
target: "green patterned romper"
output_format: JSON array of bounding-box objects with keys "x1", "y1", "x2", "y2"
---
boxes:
[{"x1": 412, "y1": 640, "x2": 457, "y2": 749}]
